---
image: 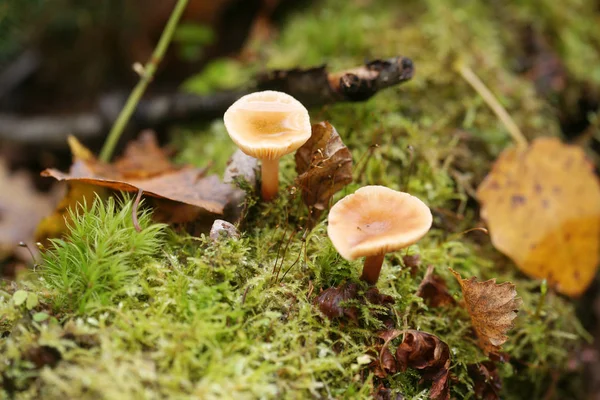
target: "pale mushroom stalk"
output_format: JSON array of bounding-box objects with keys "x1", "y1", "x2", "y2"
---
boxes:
[
  {"x1": 261, "y1": 158, "x2": 280, "y2": 201},
  {"x1": 223, "y1": 90, "x2": 312, "y2": 202},
  {"x1": 361, "y1": 253, "x2": 385, "y2": 285},
  {"x1": 327, "y1": 186, "x2": 433, "y2": 286}
]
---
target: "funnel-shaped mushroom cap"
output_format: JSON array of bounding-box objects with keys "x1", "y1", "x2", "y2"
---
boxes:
[
  {"x1": 327, "y1": 186, "x2": 432, "y2": 260},
  {"x1": 224, "y1": 91, "x2": 311, "y2": 160}
]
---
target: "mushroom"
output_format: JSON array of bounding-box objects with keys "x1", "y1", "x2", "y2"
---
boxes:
[
  {"x1": 223, "y1": 90, "x2": 312, "y2": 201},
  {"x1": 327, "y1": 186, "x2": 432, "y2": 285}
]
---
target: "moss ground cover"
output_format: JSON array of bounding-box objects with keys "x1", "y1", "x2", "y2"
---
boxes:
[{"x1": 2, "y1": 0, "x2": 598, "y2": 398}]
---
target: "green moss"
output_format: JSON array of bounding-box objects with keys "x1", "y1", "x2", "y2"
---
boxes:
[
  {"x1": 2, "y1": 0, "x2": 597, "y2": 398},
  {"x1": 41, "y1": 196, "x2": 166, "y2": 314}
]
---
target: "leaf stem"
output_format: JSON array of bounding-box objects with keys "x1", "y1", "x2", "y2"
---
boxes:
[
  {"x1": 99, "y1": 0, "x2": 189, "y2": 162},
  {"x1": 455, "y1": 61, "x2": 528, "y2": 150}
]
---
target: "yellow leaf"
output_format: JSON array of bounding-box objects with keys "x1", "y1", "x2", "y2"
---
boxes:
[
  {"x1": 35, "y1": 182, "x2": 103, "y2": 244},
  {"x1": 477, "y1": 137, "x2": 600, "y2": 297}
]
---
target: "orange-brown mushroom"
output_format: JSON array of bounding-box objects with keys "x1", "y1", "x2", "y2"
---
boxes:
[
  {"x1": 223, "y1": 90, "x2": 311, "y2": 201},
  {"x1": 327, "y1": 186, "x2": 432, "y2": 285}
]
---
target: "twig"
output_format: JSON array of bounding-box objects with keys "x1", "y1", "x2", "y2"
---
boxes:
[
  {"x1": 99, "y1": 0, "x2": 189, "y2": 162},
  {"x1": 1, "y1": 57, "x2": 414, "y2": 147},
  {"x1": 455, "y1": 62, "x2": 528, "y2": 149}
]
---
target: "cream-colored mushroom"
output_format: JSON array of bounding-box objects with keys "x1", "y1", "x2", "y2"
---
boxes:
[
  {"x1": 223, "y1": 90, "x2": 311, "y2": 201},
  {"x1": 327, "y1": 185, "x2": 432, "y2": 285}
]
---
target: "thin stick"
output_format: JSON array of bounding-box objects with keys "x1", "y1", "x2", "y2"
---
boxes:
[
  {"x1": 99, "y1": 0, "x2": 189, "y2": 162},
  {"x1": 456, "y1": 62, "x2": 528, "y2": 150}
]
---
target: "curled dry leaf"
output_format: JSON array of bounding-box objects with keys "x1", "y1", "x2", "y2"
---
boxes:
[
  {"x1": 314, "y1": 283, "x2": 360, "y2": 323},
  {"x1": 295, "y1": 121, "x2": 352, "y2": 224},
  {"x1": 395, "y1": 330, "x2": 450, "y2": 400},
  {"x1": 450, "y1": 268, "x2": 522, "y2": 355},
  {"x1": 477, "y1": 137, "x2": 600, "y2": 297},
  {"x1": 373, "y1": 384, "x2": 405, "y2": 400},
  {"x1": 467, "y1": 361, "x2": 502, "y2": 400},
  {"x1": 314, "y1": 283, "x2": 394, "y2": 326},
  {"x1": 371, "y1": 346, "x2": 397, "y2": 378},
  {"x1": 370, "y1": 329, "x2": 402, "y2": 378},
  {"x1": 40, "y1": 132, "x2": 236, "y2": 232},
  {"x1": 416, "y1": 265, "x2": 455, "y2": 307}
]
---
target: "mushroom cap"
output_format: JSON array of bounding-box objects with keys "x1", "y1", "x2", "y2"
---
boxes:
[
  {"x1": 223, "y1": 91, "x2": 312, "y2": 160},
  {"x1": 327, "y1": 186, "x2": 432, "y2": 260}
]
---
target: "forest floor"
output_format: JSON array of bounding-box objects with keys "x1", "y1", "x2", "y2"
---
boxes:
[{"x1": 2, "y1": 0, "x2": 600, "y2": 399}]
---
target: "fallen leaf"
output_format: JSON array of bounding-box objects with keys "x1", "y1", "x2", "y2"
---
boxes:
[
  {"x1": 314, "y1": 283, "x2": 394, "y2": 326},
  {"x1": 295, "y1": 121, "x2": 352, "y2": 224},
  {"x1": 467, "y1": 361, "x2": 502, "y2": 400},
  {"x1": 416, "y1": 265, "x2": 455, "y2": 307},
  {"x1": 314, "y1": 283, "x2": 360, "y2": 323},
  {"x1": 450, "y1": 268, "x2": 522, "y2": 355},
  {"x1": 24, "y1": 345, "x2": 61, "y2": 369},
  {"x1": 370, "y1": 329, "x2": 402, "y2": 378},
  {"x1": 113, "y1": 130, "x2": 175, "y2": 178},
  {"x1": 41, "y1": 132, "x2": 236, "y2": 217},
  {"x1": 373, "y1": 384, "x2": 404, "y2": 400},
  {"x1": 35, "y1": 182, "x2": 101, "y2": 244},
  {"x1": 395, "y1": 330, "x2": 450, "y2": 400},
  {"x1": 371, "y1": 346, "x2": 397, "y2": 378},
  {"x1": 0, "y1": 161, "x2": 59, "y2": 261},
  {"x1": 477, "y1": 137, "x2": 600, "y2": 297}
]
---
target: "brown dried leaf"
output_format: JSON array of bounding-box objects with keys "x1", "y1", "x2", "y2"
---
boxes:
[
  {"x1": 370, "y1": 329, "x2": 402, "y2": 378},
  {"x1": 295, "y1": 121, "x2": 352, "y2": 218},
  {"x1": 113, "y1": 130, "x2": 175, "y2": 179},
  {"x1": 314, "y1": 283, "x2": 360, "y2": 323},
  {"x1": 477, "y1": 137, "x2": 600, "y2": 297},
  {"x1": 450, "y1": 268, "x2": 523, "y2": 354},
  {"x1": 41, "y1": 132, "x2": 235, "y2": 216},
  {"x1": 314, "y1": 283, "x2": 394, "y2": 326},
  {"x1": 371, "y1": 346, "x2": 397, "y2": 378},
  {"x1": 395, "y1": 330, "x2": 450, "y2": 400},
  {"x1": 416, "y1": 266, "x2": 456, "y2": 307},
  {"x1": 373, "y1": 384, "x2": 405, "y2": 400},
  {"x1": 467, "y1": 361, "x2": 502, "y2": 400}
]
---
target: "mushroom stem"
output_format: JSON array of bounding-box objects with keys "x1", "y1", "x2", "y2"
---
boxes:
[
  {"x1": 360, "y1": 253, "x2": 385, "y2": 285},
  {"x1": 261, "y1": 158, "x2": 280, "y2": 201}
]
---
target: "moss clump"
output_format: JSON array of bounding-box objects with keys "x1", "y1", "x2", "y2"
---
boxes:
[{"x1": 41, "y1": 196, "x2": 166, "y2": 314}]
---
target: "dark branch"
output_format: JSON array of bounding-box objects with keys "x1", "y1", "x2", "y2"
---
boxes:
[{"x1": 0, "y1": 56, "x2": 414, "y2": 147}]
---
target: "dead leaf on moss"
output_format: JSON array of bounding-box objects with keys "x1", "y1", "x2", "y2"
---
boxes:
[
  {"x1": 314, "y1": 283, "x2": 394, "y2": 326},
  {"x1": 416, "y1": 265, "x2": 455, "y2": 307},
  {"x1": 370, "y1": 329, "x2": 402, "y2": 378},
  {"x1": 314, "y1": 283, "x2": 360, "y2": 323},
  {"x1": 467, "y1": 361, "x2": 502, "y2": 400},
  {"x1": 477, "y1": 137, "x2": 600, "y2": 297},
  {"x1": 41, "y1": 132, "x2": 236, "y2": 231},
  {"x1": 395, "y1": 330, "x2": 450, "y2": 400},
  {"x1": 295, "y1": 121, "x2": 352, "y2": 224},
  {"x1": 450, "y1": 268, "x2": 522, "y2": 355}
]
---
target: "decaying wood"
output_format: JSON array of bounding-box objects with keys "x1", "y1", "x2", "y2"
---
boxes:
[{"x1": 0, "y1": 56, "x2": 414, "y2": 147}]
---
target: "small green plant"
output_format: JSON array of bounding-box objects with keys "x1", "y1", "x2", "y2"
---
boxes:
[{"x1": 41, "y1": 195, "x2": 166, "y2": 313}]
